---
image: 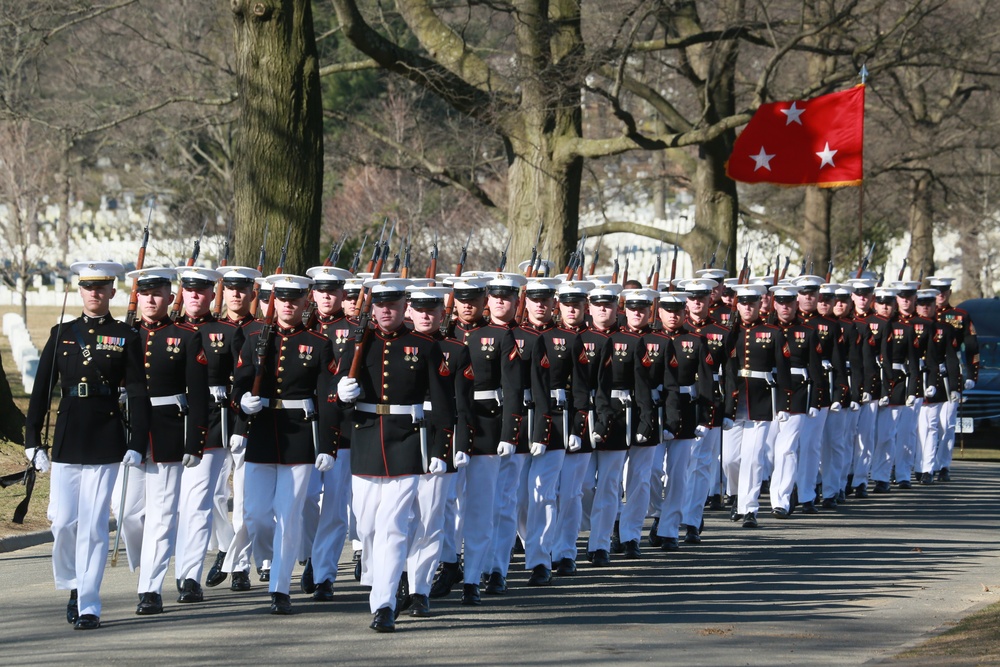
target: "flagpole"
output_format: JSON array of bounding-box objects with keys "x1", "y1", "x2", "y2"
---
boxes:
[{"x1": 857, "y1": 64, "x2": 869, "y2": 270}]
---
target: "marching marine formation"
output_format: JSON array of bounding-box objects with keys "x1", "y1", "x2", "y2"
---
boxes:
[{"x1": 21, "y1": 230, "x2": 981, "y2": 633}]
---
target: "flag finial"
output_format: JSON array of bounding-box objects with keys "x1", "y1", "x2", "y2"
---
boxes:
[{"x1": 859, "y1": 64, "x2": 869, "y2": 84}]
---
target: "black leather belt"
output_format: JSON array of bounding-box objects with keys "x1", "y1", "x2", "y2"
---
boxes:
[{"x1": 62, "y1": 383, "x2": 115, "y2": 398}]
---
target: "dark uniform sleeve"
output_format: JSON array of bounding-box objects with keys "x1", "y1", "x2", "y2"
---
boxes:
[
  {"x1": 499, "y1": 329, "x2": 522, "y2": 444},
  {"x1": 453, "y1": 345, "x2": 475, "y2": 459},
  {"x1": 659, "y1": 340, "x2": 681, "y2": 436},
  {"x1": 724, "y1": 328, "x2": 740, "y2": 419},
  {"x1": 830, "y1": 323, "x2": 851, "y2": 406},
  {"x1": 695, "y1": 339, "x2": 715, "y2": 427},
  {"x1": 24, "y1": 324, "x2": 60, "y2": 452},
  {"x1": 184, "y1": 332, "x2": 210, "y2": 456},
  {"x1": 592, "y1": 338, "x2": 614, "y2": 438},
  {"x1": 529, "y1": 335, "x2": 553, "y2": 446},
  {"x1": 570, "y1": 336, "x2": 592, "y2": 439},
  {"x1": 123, "y1": 326, "x2": 151, "y2": 454},
  {"x1": 426, "y1": 340, "x2": 456, "y2": 461},
  {"x1": 317, "y1": 337, "x2": 337, "y2": 456},
  {"x1": 773, "y1": 328, "x2": 792, "y2": 417},
  {"x1": 963, "y1": 313, "x2": 979, "y2": 383},
  {"x1": 633, "y1": 337, "x2": 657, "y2": 441},
  {"x1": 806, "y1": 330, "x2": 825, "y2": 411}
]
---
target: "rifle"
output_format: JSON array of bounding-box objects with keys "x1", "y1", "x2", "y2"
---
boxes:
[
  {"x1": 707, "y1": 240, "x2": 721, "y2": 269},
  {"x1": 877, "y1": 264, "x2": 886, "y2": 287},
  {"x1": 897, "y1": 258, "x2": 908, "y2": 282},
  {"x1": 248, "y1": 221, "x2": 270, "y2": 317},
  {"x1": 611, "y1": 243, "x2": 620, "y2": 283},
  {"x1": 399, "y1": 227, "x2": 412, "y2": 279},
  {"x1": 825, "y1": 257, "x2": 834, "y2": 283},
  {"x1": 440, "y1": 229, "x2": 473, "y2": 334},
  {"x1": 249, "y1": 225, "x2": 293, "y2": 406},
  {"x1": 773, "y1": 253, "x2": 781, "y2": 288},
  {"x1": 799, "y1": 254, "x2": 807, "y2": 277},
  {"x1": 170, "y1": 220, "x2": 206, "y2": 321},
  {"x1": 589, "y1": 236, "x2": 602, "y2": 276},
  {"x1": 354, "y1": 221, "x2": 387, "y2": 314},
  {"x1": 514, "y1": 222, "x2": 543, "y2": 323},
  {"x1": 211, "y1": 225, "x2": 231, "y2": 319},
  {"x1": 497, "y1": 235, "x2": 510, "y2": 272},
  {"x1": 652, "y1": 243, "x2": 663, "y2": 291},
  {"x1": 779, "y1": 256, "x2": 791, "y2": 280},
  {"x1": 427, "y1": 233, "x2": 438, "y2": 283},
  {"x1": 349, "y1": 233, "x2": 368, "y2": 274},
  {"x1": 348, "y1": 238, "x2": 389, "y2": 380},
  {"x1": 856, "y1": 242, "x2": 875, "y2": 279},
  {"x1": 669, "y1": 240, "x2": 678, "y2": 290},
  {"x1": 125, "y1": 202, "x2": 153, "y2": 327},
  {"x1": 722, "y1": 243, "x2": 731, "y2": 273},
  {"x1": 737, "y1": 249, "x2": 751, "y2": 284}
]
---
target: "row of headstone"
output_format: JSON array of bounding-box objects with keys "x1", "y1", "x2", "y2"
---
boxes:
[{"x1": 3, "y1": 312, "x2": 39, "y2": 394}]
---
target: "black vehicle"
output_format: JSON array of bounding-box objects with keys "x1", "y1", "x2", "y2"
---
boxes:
[{"x1": 956, "y1": 298, "x2": 1000, "y2": 436}]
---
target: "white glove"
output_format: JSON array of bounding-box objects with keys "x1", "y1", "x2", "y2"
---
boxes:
[
  {"x1": 906, "y1": 395, "x2": 916, "y2": 407},
  {"x1": 428, "y1": 457, "x2": 447, "y2": 475},
  {"x1": 635, "y1": 432, "x2": 649, "y2": 444},
  {"x1": 965, "y1": 379, "x2": 975, "y2": 391},
  {"x1": 661, "y1": 429, "x2": 675, "y2": 441},
  {"x1": 24, "y1": 447, "x2": 50, "y2": 473},
  {"x1": 830, "y1": 402, "x2": 842, "y2": 412},
  {"x1": 777, "y1": 411, "x2": 790, "y2": 422},
  {"x1": 694, "y1": 424, "x2": 709, "y2": 438},
  {"x1": 567, "y1": 435, "x2": 582, "y2": 452},
  {"x1": 808, "y1": 408, "x2": 819, "y2": 418},
  {"x1": 240, "y1": 392, "x2": 263, "y2": 415},
  {"x1": 210, "y1": 386, "x2": 228, "y2": 402},
  {"x1": 878, "y1": 396, "x2": 890, "y2": 407},
  {"x1": 118, "y1": 386, "x2": 128, "y2": 405},
  {"x1": 722, "y1": 418, "x2": 735, "y2": 430},
  {"x1": 924, "y1": 385, "x2": 936, "y2": 399},
  {"x1": 315, "y1": 453, "x2": 334, "y2": 472},
  {"x1": 530, "y1": 442, "x2": 547, "y2": 456},
  {"x1": 229, "y1": 434, "x2": 247, "y2": 455},
  {"x1": 950, "y1": 391, "x2": 960, "y2": 403},
  {"x1": 850, "y1": 401, "x2": 860, "y2": 412},
  {"x1": 453, "y1": 450, "x2": 470, "y2": 468},
  {"x1": 122, "y1": 449, "x2": 143, "y2": 468},
  {"x1": 862, "y1": 392, "x2": 872, "y2": 404},
  {"x1": 592, "y1": 431, "x2": 603, "y2": 443},
  {"x1": 182, "y1": 454, "x2": 201, "y2": 468},
  {"x1": 337, "y1": 377, "x2": 361, "y2": 403},
  {"x1": 497, "y1": 441, "x2": 515, "y2": 457}
]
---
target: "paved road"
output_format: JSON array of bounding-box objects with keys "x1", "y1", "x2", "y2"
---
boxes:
[{"x1": 2, "y1": 460, "x2": 998, "y2": 666}]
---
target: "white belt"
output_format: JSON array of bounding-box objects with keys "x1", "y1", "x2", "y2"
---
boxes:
[
  {"x1": 679, "y1": 385, "x2": 697, "y2": 396},
  {"x1": 790, "y1": 367, "x2": 809, "y2": 379},
  {"x1": 473, "y1": 389, "x2": 502, "y2": 402},
  {"x1": 356, "y1": 402, "x2": 424, "y2": 420},
  {"x1": 738, "y1": 370, "x2": 773, "y2": 382},
  {"x1": 150, "y1": 393, "x2": 187, "y2": 408},
  {"x1": 260, "y1": 398, "x2": 315, "y2": 411},
  {"x1": 611, "y1": 389, "x2": 632, "y2": 403},
  {"x1": 892, "y1": 363, "x2": 907, "y2": 372}
]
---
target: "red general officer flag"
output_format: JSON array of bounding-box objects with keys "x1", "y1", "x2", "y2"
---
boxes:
[{"x1": 726, "y1": 85, "x2": 864, "y2": 187}]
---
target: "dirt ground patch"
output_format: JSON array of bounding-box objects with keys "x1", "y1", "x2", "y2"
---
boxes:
[{"x1": 891, "y1": 599, "x2": 1000, "y2": 665}]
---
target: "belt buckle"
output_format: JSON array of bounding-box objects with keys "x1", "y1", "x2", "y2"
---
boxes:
[
  {"x1": 77, "y1": 382, "x2": 89, "y2": 398},
  {"x1": 375, "y1": 403, "x2": 391, "y2": 416}
]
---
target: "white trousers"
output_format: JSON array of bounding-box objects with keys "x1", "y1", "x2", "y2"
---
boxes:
[
  {"x1": 522, "y1": 448, "x2": 565, "y2": 569},
  {"x1": 223, "y1": 450, "x2": 272, "y2": 573},
  {"x1": 722, "y1": 422, "x2": 742, "y2": 498},
  {"x1": 586, "y1": 449, "x2": 626, "y2": 552},
  {"x1": 110, "y1": 461, "x2": 145, "y2": 572},
  {"x1": 353, "y1": 474, "x2": 420, "y2": 613},
  {"x1": 407, "y1": 473, "x2": 449, "y2": 595},
  {"x1": 729, "y1": 420, "x2": 768, "y2": 515},
  {"x1": 893, "y1": 401, "x2": 921, "y2": 480},
  {"x1": 243, "y1": 463, "x2": 310, "y2": 595},
  {"x1": 918, "y1": 401, "x2": 945, "y2": 474},
  {"x1": 462, "y1": 455, "x2": 500, "y2": 584},
  {"x1": 619, "y1": 445, "x2": 657, "y2": 542},
  {"x1": 682, "y1": 428, "x2": 721, "y2": 529},
  {"x1": 310, "y1": 450, "x2": 353, "y2": 585},
  {"x1": 842, "y1": 407, "x2": 863, "y2": 485},
  {"x1": 552, "y1": 452, "x2": 591, "y2": 562},
  {"x1": 49, "y1": 462, "x2": 118, "y2": 618},
  {"x1": 936, "y1": 398, "x2": 958, "y2": 470},
  {"x1": 137, "y1": 462, "x2": 184, "y2": 594},
  {"x1": 490, "y1": 452, "x2": 527, "y2": 577},
  {"x1": 872, "y1": 406, "x2": 900, "y2": 482},
  {"x1": 208, "y1": 449, "x2": 234, "y2": 552},
  {"x1": 853, "y1": 402, "x2": 878, "y2": 485},
  {"x1": 657, "y1": 439, "x2": 694, "y2": 537},
  {"x1": 771, "y1": 414, "x2": 806, "y2": 511},
  {"x1": 821, "y1": 408, "x2": 852, "y2": 499},
  {"x1": 648, "y1": 442, "x2": 667, "y2": 518},
  {"x1": 796, "y1": 409, "x2": 828, "y2": 502},
  {"x1": 439, "y1": 467, "x2": 465, "y2": 564},
  {"x1": 175, "y1": 448, "x2": 229, "y2": 582}
]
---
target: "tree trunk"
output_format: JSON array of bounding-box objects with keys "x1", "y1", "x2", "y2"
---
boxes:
[
  {"x1": 231, "y1": 0, "x2": 323, "y2": 274},
  {"x1": 695, "y1": 138, "x2": 739, "y2": 276},
  {"x1": 803, "y1": 187, "x2": 832, "y2": 271},
  {"x1": 906, "y1": 172, "x2": 935, "y2": 279}
]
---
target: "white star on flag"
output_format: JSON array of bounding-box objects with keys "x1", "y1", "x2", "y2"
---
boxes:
[
  {"x1": 781, "y1": 102, "x2": 805, "y2": 125},
  {"x1": 751, "y1": 146, "x2": 775, "y2": 171},
  {"x1": 816, "y1": 142, "x2": 837, "y2": 168}
]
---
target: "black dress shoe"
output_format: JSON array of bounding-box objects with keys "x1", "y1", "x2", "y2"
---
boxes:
[
  {"x1": 300, "y1": 558, "x2": 315, "y2": 594},
  {"x1": 610, "y1": 521, "x2": 622, "y2": 554},
  {"x1": 555, "y1": 558, "x2": 577, "y2": 576},
  {"x1": 730, "y1": 498, "x2": 742, "y2": 522},
  {"x1": 409, "y1": 593, "x2": 431, "y2": 617},
  {"x1": 527, "y1": 564, "x2": 552, "y2": 586},
  {"x1": 938, "y1": 467, "x2": 950, "y2": 482},
  {"x1": 648, "y1": 517, "x2": 663, "y2": 547},
  {"x1": 623, "y1": 539, "x2": 641, "y2": 559},
  {"x1": 801, "y1": 501, "x2": 820, "y2": 514},
  {"x1": 854, "y1": 484, "x2": 869, "y2": 498},
  {"x1": 683, "y1": 527, "x2": 701, "y2": 544},
  {"x1": 205, "y1": 551, "x2": 227, "y2": 587},
  {"x1": 461, "y1": 583, "x2": 481, "y2": 606},
  {"x1": 837, "y1": 489, "x2": 847, "y2": 504},
  {"x1": 485, "y1": 571, "x2": 508, "y2": 594},
  {"x1": 136, "y1": 591, "x2": 163, "y2": 615},
  {"x1": 771, "y1": 507, "x2": 790, "y2": 519},
  {"x1": 897, "y1": 480, "x2": 912, "y2": 490},
  {"x1": 430, "y1": 561, "x2": 462, "y2": 598},
  {"x1": 177, "y1": 578, "x2": 204, "y2": 603},
  {"x1": 396, "y1": 572, "x2": 412, "y2": 612},
  {"x1": 760, "y1": 478, "x2": 770, "y2": 495},
  {"x1": 822, "y1": 497, "x2": 837, "y2": 510},
  {"x1": 708, "y1": 494, "x2": 725, "y2": 511},
  {"x1": 370, "y1": 606, "x2": 395, "y2": 632},
  {"x1": 66, "y1": 589, "x2": 78, "y2": 624},
  {"x1": 742, "y1": 512, "x2": 758, "y2": 528},
  {"x1": 313, "y1": 580, "x2": 334, "y2": 602},
  {"x1": 231, "y1": 570, "x2": 251, "y2": 591},
  {"x1": 660, "y1": 537, "x2": 680, "y2": 551},
  {"x1": 353, "y1": 550, "x2": 362, "y2": 582},
  {"x1": 591, "y1": 549, "x2": 611, "y2": 567},
  {"x1": 73, "y1": 614, "x2": 100, "y2": 630},
  {"x1": 270, "y1": 592, "x2": 292, "y2": 615},
  {"x1": 920, "y1": 472, "x2": 934, "y2": 485},
  {"x1": 873, "y1": 480, "x2": 891, "y2": 494},
  {"x1": 258, "y1": 567, "x2": 270, "y2": 582}
]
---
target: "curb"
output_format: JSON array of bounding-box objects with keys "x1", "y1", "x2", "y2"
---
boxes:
[{"x1": 0, "y1": 529, "x2": 52, "y2": 553}]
